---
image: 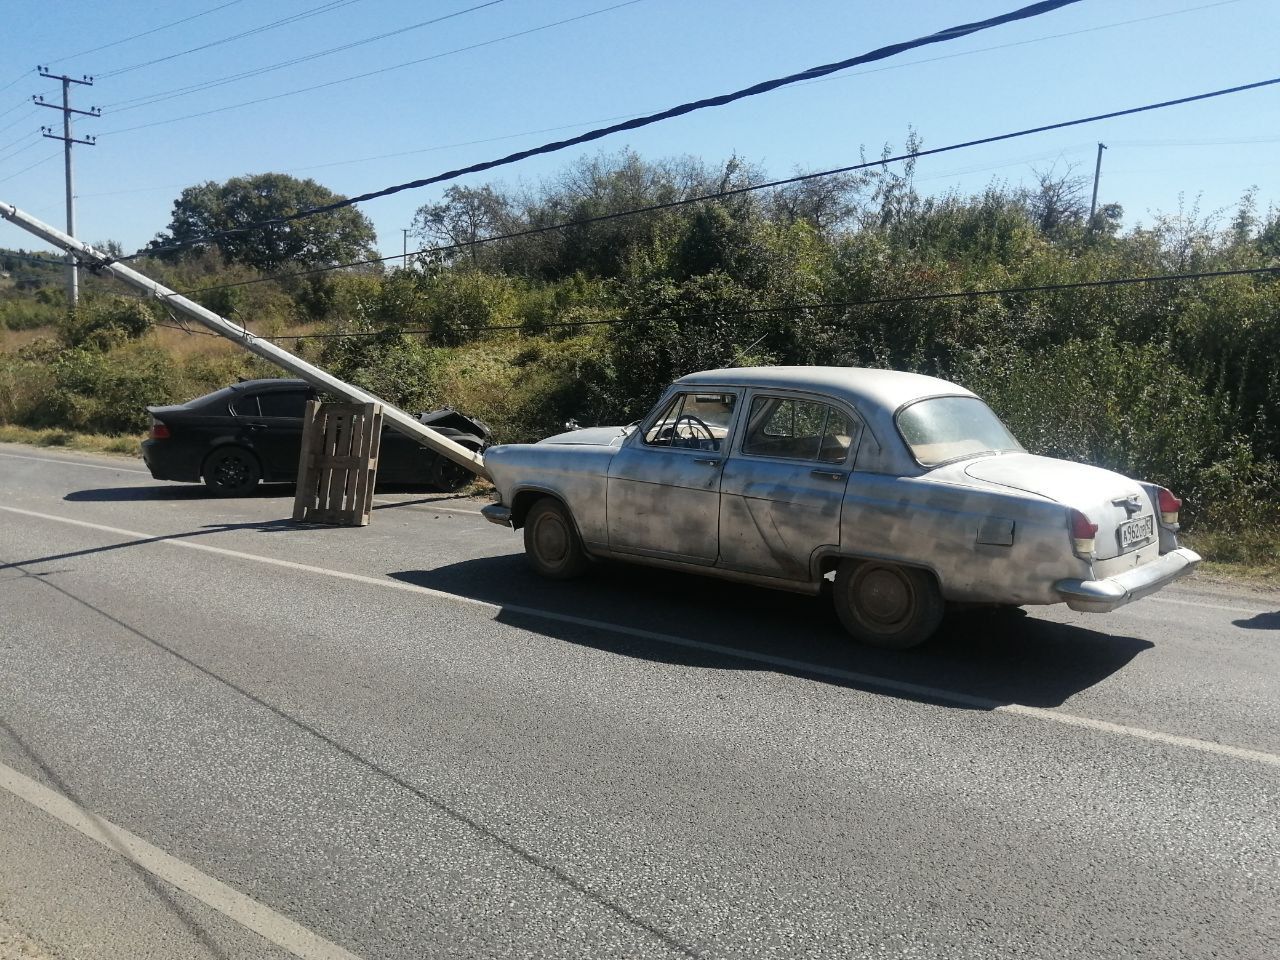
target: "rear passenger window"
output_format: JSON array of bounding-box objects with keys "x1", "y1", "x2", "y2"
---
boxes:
[
  {"x1": 231, "y1": 395, "x2": 260, "y2": 417},
  {"x1": 257, "y1": 391, "x2": 310, "y2": 418},
  {"x1": 742, "y1": 397, "x2": 859, "y2": 464}
]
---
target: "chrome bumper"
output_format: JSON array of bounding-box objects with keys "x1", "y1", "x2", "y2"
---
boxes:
[
  {"x1": 1055, "y1": 547, "x2": 1201, "y2": 613},
  {"x1": 481, "y1": 503, "x2": 513, "y2": 527}
]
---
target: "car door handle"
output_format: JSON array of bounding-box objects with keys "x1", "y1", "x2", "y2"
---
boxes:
[
  {"x1": 246, "y1": 422, "x2": 267, "y2": 432},
  {"x1": 693, "y1": 458, "x2": 721, "y2": 466},
  {"x1": 811, "y1": 469, "x2": 846, "y2": 480}
]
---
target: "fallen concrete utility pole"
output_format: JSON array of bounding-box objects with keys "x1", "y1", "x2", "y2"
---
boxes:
[{"x1": 0, "y1": 200, "x2": 489, "y2": 479}]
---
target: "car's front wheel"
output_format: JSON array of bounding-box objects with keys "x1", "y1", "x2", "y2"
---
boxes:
[
  {"x1": 202, "y1": 447, "x2": 262, "y2": 497},
  {"x1": 523, "y1": 498, "x2": 588, "y2": 579},
  {"x1": 833, "y1": 559, "x2": 944, "y2": 649}
]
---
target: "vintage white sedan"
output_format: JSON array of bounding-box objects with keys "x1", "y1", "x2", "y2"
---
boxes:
[{"x1": 481, "y1": 367, "x2": 1200, "y2": 647}]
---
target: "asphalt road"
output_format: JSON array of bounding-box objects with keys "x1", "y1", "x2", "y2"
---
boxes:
[{"x1": 1, "y1": 442, "x2": 1277, "y2": 960}]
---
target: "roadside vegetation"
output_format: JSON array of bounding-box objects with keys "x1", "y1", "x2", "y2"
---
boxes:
[{"x1": 2, "y1": 147, "x2": 1277, "y2": 571}]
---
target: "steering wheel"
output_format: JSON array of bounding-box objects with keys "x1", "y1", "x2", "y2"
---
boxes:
[{"x1": 674, "y1": 414, "x2": 715, "y2": 443}]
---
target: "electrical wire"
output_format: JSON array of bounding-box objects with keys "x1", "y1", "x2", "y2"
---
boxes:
[
  {"x1": 80, "y1": 0, "x2": 1238, "y2": 194},
  {"x1": 0, "y1": 151, "x2": 62, "y2": 184},
  {"x1": 119, "y1": 0, "x2": 1087, "y2": 262},
  {"x1": 105, "y1": 0, "x2": 511, "y2": 112},
  {"x1": 0, "y1": 109, "x2": 39, "y2": 139},
  {"x1": 99, "y1": 0, "x2": 647, "y2": 135},
  {"x1": 131, "y1": 265, "x2": 1280, "y2": 342},
  {"x1": 43, "y1": 0, "x2": 250, "y2": 66},
  {"x1": 0, "y1": 139, "x2": 41, "y2": 167},
  {"x1": 248, "y1": 266, "x2": 1280, "y2": 341},
  {"x1": 99, "y1": 0, "x2": 370, "y2": 78},
  {"x1": 163, "y1": 75, "x2": 1280, "y2": 295}
]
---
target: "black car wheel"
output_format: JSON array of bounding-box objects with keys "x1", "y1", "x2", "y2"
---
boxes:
[
  {"x1": 523, "y1": 498, "x2": 588, "y2": 579},
  {"x1": 202, "y1": 447, "x2": 262, "y2": 497},
  {"x1": 833, "y1": 559, "x2": 944, "y2": 649}
]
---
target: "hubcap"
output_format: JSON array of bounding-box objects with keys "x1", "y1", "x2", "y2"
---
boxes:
[
  {"x1": 535, "y1": 515, "x2": 568, "y2": 563},
  {"x1": 856, "y1": 567, "x2": 912, "y2": 625},
  {"x1": 216, "y1": 459, "x2": 247, "y2": 486}
]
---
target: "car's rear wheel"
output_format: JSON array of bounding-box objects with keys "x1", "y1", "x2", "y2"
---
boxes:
[
  {"x1": 202, "y1": 447, "x2": 262, "y2": 497},
  {"x1": 833, "y1": 559, "x2": 944, "y2": 649},
  {"x1": 523, "y1": 498, "x2": 588, "y2": 579}
]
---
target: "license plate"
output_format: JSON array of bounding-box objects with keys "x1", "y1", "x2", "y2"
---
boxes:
[{"x1": 1118, "y1": 514, "x2": 1155, "y2": 550}]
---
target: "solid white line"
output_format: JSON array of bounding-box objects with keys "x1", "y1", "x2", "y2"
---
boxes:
[
  {"x1": 1146, "y1": 595, "x2": 1271, "y2": 616},
  {"x1": 0, "y1": 760, "x2": 364, "y2": 960},
  {"x1": 371, "y1": 497, "x2": 484, "y2": 515},
  {"x1": 4, "y1": 504, "x2": 1278, "y2": 770},
  {"x1": 0, "y1": 451, "x2": 149, "y2": 474}
]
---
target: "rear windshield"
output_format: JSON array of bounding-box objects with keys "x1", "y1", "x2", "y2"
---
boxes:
[{"x1": 896, "y1": 396, "x2": 1022, "y2": 466}]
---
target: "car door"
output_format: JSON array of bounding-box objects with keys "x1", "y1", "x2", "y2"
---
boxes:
[
  {"x1": 243, "y1": 388, "x2": 314, "y2": 480},
  {"x1": 717, "y1": 392, "x2": 862, "y2": 580},
  {"x1": 606, "y1": 389, "x2": 740, "y2": 564}
]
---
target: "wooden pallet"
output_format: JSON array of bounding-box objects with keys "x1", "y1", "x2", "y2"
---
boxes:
[{"x1": 292, "y1": 400, "x2": 382, "y2": 526}]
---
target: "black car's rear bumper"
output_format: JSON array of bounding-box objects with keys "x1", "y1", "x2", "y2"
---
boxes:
[{"x1": 141, "y1": 439, "x2": 201, "y2": 482}]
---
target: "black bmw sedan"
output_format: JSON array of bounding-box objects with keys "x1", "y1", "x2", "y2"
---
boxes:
[{"x1": 141, "y1": 378, "x2": 489, "y2": 496}]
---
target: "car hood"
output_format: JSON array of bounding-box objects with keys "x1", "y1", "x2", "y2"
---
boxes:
[
  {"x1": 960, "y1": 452, "x2": 1143, "y2": 504},
  {"x1": 537, "y1": 426, "x2": 634, "y2": 446}
]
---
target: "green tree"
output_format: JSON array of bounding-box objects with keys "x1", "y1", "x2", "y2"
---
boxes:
[{"x1": 149, "y1": 173, "x2": 378, "y2": 272}]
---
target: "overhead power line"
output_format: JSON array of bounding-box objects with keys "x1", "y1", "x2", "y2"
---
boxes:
[
  {"x1": 122, "y1": 0, "x2": 1086, "y2": 263},
  {"x1": 166, "y1": 75, "x2": 1280, "y2": 296},
  {"x1": 99, "y1": 0, "x2": 370, "y2": 78},
  {"x1": 105, "y1": 0, "x2": 511, "y2": 112},
  {"x1": 0, "y1": 109, "x2": 39, "y2": 139},
  {"x1": 146, "y1": 264, "x2": 1280, "y2": 343},
  {"x1": 0, "y1": 151, "x2": 62, "y2": 185},
  {"x1": 43, "y1": 0, "x2": 250, "y2": 66},
  {"x1": 242, "y1": 266, "x2": 1280, "y2": 341},
  {"x1": 81, "y1": 0, "x2": 1238, "y2": 195},
  {"x1": 99, "y1": 0, "x2": 647, "y2": 134}
]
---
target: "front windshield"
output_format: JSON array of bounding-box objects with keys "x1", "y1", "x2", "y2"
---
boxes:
[{"x1": 896, "y1": 395, "x2": 1022, "y2": 466}]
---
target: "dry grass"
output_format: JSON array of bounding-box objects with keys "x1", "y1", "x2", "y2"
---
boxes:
[
  {"x1": 0, "y1": 424, "x2": 143, "y2": 458},
  {"x1": 1184, "y1": 527, "x2": 1280, "y2": 586}
]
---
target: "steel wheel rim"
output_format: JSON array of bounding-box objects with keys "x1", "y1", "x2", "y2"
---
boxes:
[
  {"x1": 534, "y1": 513, "x2": 569, "y2": 565},
  {"x1": 853, "y1": 566, "x2": 914, "y2": 630}
]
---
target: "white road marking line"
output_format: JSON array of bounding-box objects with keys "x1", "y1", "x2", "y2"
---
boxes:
[
  {"x1": 4, "y1": 504, "x2": 1279, "y2": 770},
  {"x1": 371, "y1": 498, "x2": 484, "y2": 515},
  {"x1": 0, "y1": 760, "x2": 364, "y2": 960},
  {"x1": 1146, "y1": 595, "x2": 1272, "y2": 616},
  {"x1": 0, "y1": 451, "x2": 150, "y2": 474}
]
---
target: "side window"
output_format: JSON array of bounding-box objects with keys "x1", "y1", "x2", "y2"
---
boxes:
[
  {"x1": 257, "y1": 391, "x2": 310, "y2": 418},
  {"x1": 642, "y1": 392, "x2": 737, "y2": 451},
  {"x1": 742, "y1": 396, "x2": 860, "y2": 463},
  {"x1": 231, "y1": 395, "x2": 260, "y2": 417}
]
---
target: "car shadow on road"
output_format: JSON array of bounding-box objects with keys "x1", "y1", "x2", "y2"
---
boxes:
[
  {"x1": 64, "y1": 483, "x2": 457, "y2": 503},
  {"x1": 389, "y1": 556, "x2": 1153, "y2": 711},
  {"x1": 1233, "y1": 611, "x2": 1280, "y2": 630},
  {"x1": 64, "y1": 484, "x2": 296, "y2": 501}
]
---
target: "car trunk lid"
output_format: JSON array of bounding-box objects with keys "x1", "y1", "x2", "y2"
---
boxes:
[{"x1": 962, "y1": 452, "x2": 1155, "y2": 560}]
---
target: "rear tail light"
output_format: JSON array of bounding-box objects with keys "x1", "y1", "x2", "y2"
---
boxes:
[
  {"x1": 1070, "y1": 509, "x2": 1098, "y2": 557},
  {"x1": 1157, "y1": 488, "x2": 1181, "y2": 525},
  {"x1": 149, "y1": 420, "x2": 170, "y2": 440}
]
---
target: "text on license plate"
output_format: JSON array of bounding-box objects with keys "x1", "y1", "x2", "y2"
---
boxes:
[{"x1": 1119, "y1": 514, "x2": 1155, "y2": 549}]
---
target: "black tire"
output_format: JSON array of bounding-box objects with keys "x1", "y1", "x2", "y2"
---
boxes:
[
  {"x1": 523, "y1": 498, "x2": 588, "y2": 579},
  {"x1": 429, "y1": 441, "x2": 480, "y2": 492},
  {"x1": 202, "y1": 447, "x2": 262, "y2": 497},
  {"x1": 833, "y1": 559, "x2": 944, "y2": 649}
]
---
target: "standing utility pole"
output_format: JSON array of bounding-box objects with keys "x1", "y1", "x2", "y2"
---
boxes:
[
  {"x1": 1088, "y1": 142, "x2": 1107, "y2": 232},
  {"x1": 34, "y1": 68, "x2": 98, "y2": 306}
]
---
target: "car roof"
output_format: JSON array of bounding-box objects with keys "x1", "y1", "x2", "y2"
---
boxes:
[
  {"x1": 229, "y1": 378, "x2": 311, "y2": 393},
  {"x1": 672, "y1": 366, "x2": 973, "y2": 412}
]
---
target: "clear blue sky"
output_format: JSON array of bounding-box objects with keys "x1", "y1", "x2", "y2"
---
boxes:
[{"x1": 1, "y1": 0, "x2": 1276, "y2": 260}]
